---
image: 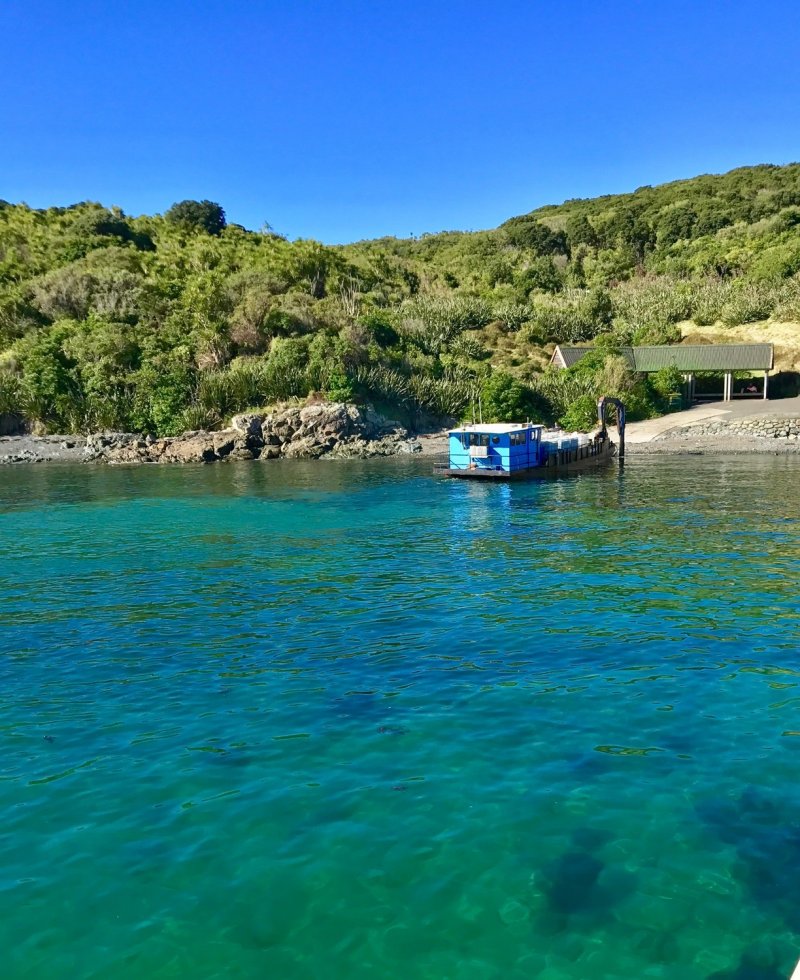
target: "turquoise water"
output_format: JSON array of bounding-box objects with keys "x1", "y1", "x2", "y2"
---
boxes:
[{"x1": 1, "y1": 456, "x2": 799, "y2": 979}]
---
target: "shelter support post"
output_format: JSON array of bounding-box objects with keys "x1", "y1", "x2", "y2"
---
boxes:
[
  {"x1": 764, "y1": 371, "x2": 769, "y2": 400},
  {"x1": 724, "y1": 371, "x2": 733, "y2": 401}
]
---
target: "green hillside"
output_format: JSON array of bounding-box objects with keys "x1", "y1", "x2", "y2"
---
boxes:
[{"x1": 2, "y1": 164, "x2": 800, "y2": 436}]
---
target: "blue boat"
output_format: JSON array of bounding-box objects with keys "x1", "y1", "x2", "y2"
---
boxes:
[{"x1": 434, "y1": 397, "x2": 625, "y2": 480}]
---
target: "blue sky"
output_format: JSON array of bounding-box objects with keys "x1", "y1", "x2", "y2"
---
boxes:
[{"x1": 2, "y1": 0, "x2": 800, "y2": 243}]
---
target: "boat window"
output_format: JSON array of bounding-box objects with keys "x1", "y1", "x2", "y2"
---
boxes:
[
  {"x1": 492, "y1": 436, "x2": 500, "y2": 444},
  {"x1": 510, "y1": 432, "x2": 527, "y2": 446},
  {"x1": 470, "y1": 434, "x2": 490, "y2": 447}
]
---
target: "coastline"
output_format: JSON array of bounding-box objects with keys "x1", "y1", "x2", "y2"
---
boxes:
[
  {"x1": 4, "y1": 429, "x2": 800, "y2": 464},
  {"x1": 4, "y1": 400, "x2": 800, "y2": 465}
]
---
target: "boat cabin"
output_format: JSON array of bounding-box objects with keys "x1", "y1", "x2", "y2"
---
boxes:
[{"x1": 447, "y1": 423, "x2": 546, "y2": 474}]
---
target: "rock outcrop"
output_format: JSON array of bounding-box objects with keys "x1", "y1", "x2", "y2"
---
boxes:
[{"x1": 94, "y1": 402, "x2": 420, "y2": 464}]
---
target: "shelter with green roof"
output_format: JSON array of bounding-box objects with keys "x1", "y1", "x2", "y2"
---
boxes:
[{"x1": 550, "y1": 344, "x2": 774, "y2": 401}]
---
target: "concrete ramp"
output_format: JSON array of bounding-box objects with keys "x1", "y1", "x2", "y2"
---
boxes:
[{"x1": 625, "y1": 396, "x2": 800, "y2": 443}]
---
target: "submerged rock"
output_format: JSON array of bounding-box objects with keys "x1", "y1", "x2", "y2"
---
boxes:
[
  {"x1": 697, "y1": 785, "x2": 800, "y2": 932},
  {"x1": 543, "y1": 850, "x2": 605, "y2": 914}
]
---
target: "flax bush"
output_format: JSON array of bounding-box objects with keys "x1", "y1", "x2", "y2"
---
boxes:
[
  {"x1": 525, "y1": 288, "x2": 612, "y2": 344},
  {"x1": 688, "y1": 279, "x2": 731, "y2": 325},
  {"x1": 0, "y1": 370, "x2": 22, "y2": 415},
  {"x1": 719, "y1": 281, "x2": 779, "y2": 326},
  {"x1": 770, "y1": 277, "x2": 800, "y2": 320},
  {"x1": 612, "y1": 277, "x2": 693, "y2": 329}
]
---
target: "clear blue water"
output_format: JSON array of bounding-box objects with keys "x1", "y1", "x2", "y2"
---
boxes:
[{"x1": 1, "y1": 456, "x2": 799, "y2": 979}]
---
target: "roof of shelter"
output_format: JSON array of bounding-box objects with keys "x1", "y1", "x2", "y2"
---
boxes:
[
  {"x1": 631, "y1": 344, "x2": 774, "y2": 371},
  {"x1": 551, "y1": 346, "x2": 597, "y2": 368},
  {"x1": 551, "y1": 344, "x2": 774, "y2": 372},
  {"x1": 448, "y1": 423, "x2": 543, "y2": 434}
]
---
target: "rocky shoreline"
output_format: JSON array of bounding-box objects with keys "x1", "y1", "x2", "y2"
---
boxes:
[
  {"x1": 627, "y1": 438, "x2": 800, "y2": 456},
  {"x1": 0, "y1": 402, "x2": 424, "y2": 465},
  {"x1": 4, "y1": 406, "x2": 800, "y2": 465},
  {"x1": 627, "y1": 414, "x2": 800, "y2": 456},
  {"x1": 652, "y1": 414, "x2": 800, "y2": 442}
]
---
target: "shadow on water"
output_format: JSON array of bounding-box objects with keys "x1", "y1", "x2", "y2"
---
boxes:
[
  {"x1": 707, "y1": 945, "x2": 788, "y2": 980},
  {"x1": 697, "y1": 784, "x2": 800, "y2": 934},
  {"x1": 536, "y1": 827, "x2": 637, "y2": 927}
]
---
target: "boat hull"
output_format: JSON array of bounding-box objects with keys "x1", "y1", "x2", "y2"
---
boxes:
[{"x1": 434, "y1": 439, "x2": 616, "y2": 480}]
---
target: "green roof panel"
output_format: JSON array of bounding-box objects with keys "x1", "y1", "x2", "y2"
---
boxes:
[
  {"x1": 552, "y1": 343, "x2": 773, "y2": 372},
  {"x1": 631, "y1": 344, "x2": 774, "y2": 372}
]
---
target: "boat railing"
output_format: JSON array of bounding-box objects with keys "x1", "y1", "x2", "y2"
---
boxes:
[{"x1": 432, "y1": 455, "x2": 506, "y2": 473}]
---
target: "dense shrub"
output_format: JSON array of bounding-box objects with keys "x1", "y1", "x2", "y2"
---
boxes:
[
  {"x1": 560, "y1": 394, "x2": 598, "y2": 431},
  {"x1": 612, "y1": 277, "x2": 692, "y2": 330},
  {"x1": 479, "y1": 371, "x2": 543, "y2": 423},
  {"x1": 649, "y1": 365, "x2": 685, "y2": 398}
]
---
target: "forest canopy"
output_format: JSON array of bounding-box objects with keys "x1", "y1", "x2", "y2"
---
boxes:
[{"x1": 2, "y1": 164, "x2": 800, "y2": 435}]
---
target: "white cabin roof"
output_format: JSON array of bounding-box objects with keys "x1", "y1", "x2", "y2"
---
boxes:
[{"x1": 448, "y1": 423, "x2": 544, "y2": 435}]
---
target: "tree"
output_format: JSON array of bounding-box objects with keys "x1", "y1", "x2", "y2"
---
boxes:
[
  {"x1": 17, "y1": 321, "x2": 84, "y2": 430},
  {"x1": 583, "y1": 287, "x2": 613, "y2": 331},
  {"x1": 503, "y1": 218, "x2": 569, "y2": 255},
  {"x1": 597, "y1": 206, "x2": 653, "y2": 261},
  {"x1": 657, "y1": 204, "x2": 697, "y2": 246},
  {"x1": 565, "y1": 213, "x2": 597, "y2": 249},
  {"x1": 165, "y1": 200, "x2": 227, "y2": 236},
  {"x1": 514, "y1": 257, "x2": 563, "y2": 295}
]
